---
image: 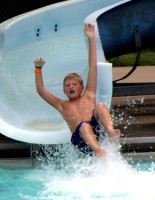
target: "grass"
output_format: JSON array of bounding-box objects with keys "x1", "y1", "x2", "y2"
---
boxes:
[{"x1": 108, "y1": 49, "x2": 155, "y2": 67}]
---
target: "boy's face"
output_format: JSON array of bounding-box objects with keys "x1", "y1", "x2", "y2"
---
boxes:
[{"x1": 63, "y1": 78, "x2": 84, "y2": 100}]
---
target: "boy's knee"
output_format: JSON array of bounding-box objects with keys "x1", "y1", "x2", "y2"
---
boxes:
[
  {"x1": 94, "y1": 102, "x2": 107, "y2": 117},
  {"x1": 96, "y1": 102, "x2": 106, "y2": 111}
]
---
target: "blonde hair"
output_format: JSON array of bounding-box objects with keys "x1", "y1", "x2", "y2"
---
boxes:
[{"x1": 63, "y1": 72, "x2": 83, "y2": 87}]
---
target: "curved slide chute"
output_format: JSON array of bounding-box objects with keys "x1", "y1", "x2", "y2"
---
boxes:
[
  {"x1": 0, "y1": 0, "x2": 120, "y2": 144},
  {"x1": 1, "y1": 0, "x2": 152, "y2": 144}
]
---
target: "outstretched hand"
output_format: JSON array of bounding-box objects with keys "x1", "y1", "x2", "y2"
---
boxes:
[
  {"x1": 34, "y1": 57, "x2": 45, "y2": 68},
  {"x1": 84, "y1": 23, "x2": 95, "y2": 39}
]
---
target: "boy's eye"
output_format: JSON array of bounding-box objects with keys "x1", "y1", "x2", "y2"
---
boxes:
[{"x1": 65, "y1": 83, "x2": 70, "y2": 87}]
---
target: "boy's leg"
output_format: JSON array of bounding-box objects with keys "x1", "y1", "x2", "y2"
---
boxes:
[
  {"x1": 80, "y1": 123, "x2": 106, "y2": 158},
  {"x1": 94, "y1": 102, "x2": 121, "y2": 142}
]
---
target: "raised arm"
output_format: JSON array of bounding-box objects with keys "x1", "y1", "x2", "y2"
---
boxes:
[
  {"x1": 84, "y1": 23, "x2": 97, "y2": 96},
  {"x1": 34, "y1": 57, "x2": 62, "y2": 111}
]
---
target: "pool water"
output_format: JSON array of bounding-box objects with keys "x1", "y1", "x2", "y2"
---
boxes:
[{"x1": 1, "y1": 143, "x2": 155, "y2": 200}]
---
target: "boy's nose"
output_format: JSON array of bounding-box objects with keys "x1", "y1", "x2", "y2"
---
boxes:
[{"x1": 69, "y1": 84, "x2": 73, "y2": 89}]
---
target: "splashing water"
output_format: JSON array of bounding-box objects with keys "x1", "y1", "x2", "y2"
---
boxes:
[
  {"x1": 18, "y1": 141, "x2": 155, "y2": 200},
  {"x1": 1, "y1": 95, "x2": 155, "y2": 200},
  {"x1": 112, "y1": 97, "x2": 145, "y2": 132}
]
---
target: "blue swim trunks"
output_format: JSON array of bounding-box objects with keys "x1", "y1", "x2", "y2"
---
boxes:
[{"x1": 71, "y1": 114, "x2": 101, "y2": 155}]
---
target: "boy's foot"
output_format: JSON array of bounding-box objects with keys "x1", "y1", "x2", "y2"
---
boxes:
[
  {"x1": 95, "y1": 148, "x2": 106, "y2": 158},
  {"x1": 108, "y1": 129, "x2": 121, "y2": 143}
]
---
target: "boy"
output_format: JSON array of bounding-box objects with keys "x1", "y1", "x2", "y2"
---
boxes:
[{"x1": 34, "y1": 23, "x2": 121, "y2": 158}]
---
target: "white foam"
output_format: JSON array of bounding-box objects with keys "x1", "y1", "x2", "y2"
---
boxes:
[{"x1": 24, "y1": 144, "x2": 155, "y2": 200}]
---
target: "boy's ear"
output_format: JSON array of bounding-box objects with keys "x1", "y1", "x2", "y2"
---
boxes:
[{"x1": 81, "y1": 86, "x2": 84, "y2": 92}]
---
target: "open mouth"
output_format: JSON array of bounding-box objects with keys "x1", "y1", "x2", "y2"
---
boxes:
[{"x1": 69, "y1": 89, "x2": 75, "y2": 94}]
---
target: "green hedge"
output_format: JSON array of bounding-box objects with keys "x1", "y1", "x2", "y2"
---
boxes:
[{"x1": 109, "y1": 49, "x2": 155, "y2": 67}]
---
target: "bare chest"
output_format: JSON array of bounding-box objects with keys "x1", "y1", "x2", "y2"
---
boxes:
[{"x1": 61, "y1": 97, "x2": 95, "y2": 132}]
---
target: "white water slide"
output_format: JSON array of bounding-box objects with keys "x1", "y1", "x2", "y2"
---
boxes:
[{"x1": 0, "y1": 0, "x2": 126, "y2": 144}]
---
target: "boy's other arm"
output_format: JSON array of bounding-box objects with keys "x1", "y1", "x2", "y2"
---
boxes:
[
  {"x1": 34, "y1": 57, "x2": 63, "y2": 111},
  {"x1": 84, "y1": 24, "x2": 97, "y2": 97}
]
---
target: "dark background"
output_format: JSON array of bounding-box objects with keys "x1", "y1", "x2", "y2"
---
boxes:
[{"x1": 0, "y1": 0, "x2": 67, "y2": 23}]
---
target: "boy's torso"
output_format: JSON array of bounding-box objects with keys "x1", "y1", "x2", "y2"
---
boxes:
[{"x1": 60, "y1": 93, "x2": 96, "y2": 133}]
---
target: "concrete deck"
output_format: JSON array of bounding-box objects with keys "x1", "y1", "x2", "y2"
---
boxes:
[
  {"x1": 113, "y1": 66, "x2": 155, "y2": 83},
  {"x1": 112, "y1": 66, "x2": 155, "y2": 152}
]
